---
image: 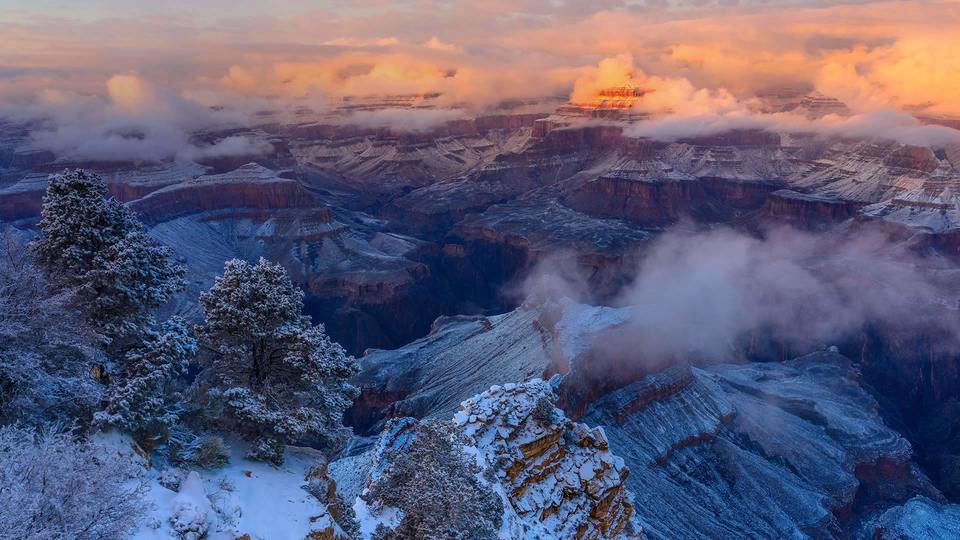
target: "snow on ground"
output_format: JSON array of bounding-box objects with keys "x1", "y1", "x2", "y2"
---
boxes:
[{"x1": 119, "y1": 437, "x2": 335, "y2": 540}]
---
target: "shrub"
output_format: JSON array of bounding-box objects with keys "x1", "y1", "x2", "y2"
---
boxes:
[
  {"x1": 364, "y1": 421, "x2": 503, "y2": 540},
  {"x1": 168, "y1": 429, "x2": 230, "y2": 469},
  {"x1": 0, "y1": 424, "x2": 145, "y2": 540}
]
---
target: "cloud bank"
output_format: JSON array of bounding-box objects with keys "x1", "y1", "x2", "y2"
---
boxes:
[
  {"x1": 0, "y1": 74, "x2": 271, "y2": 162},
  {"x1": 523, "y1": 225, "x2": 960, "y2": 366},
  {"x1": 1, "y1": 1, "x2": 959, "y2": 157}
]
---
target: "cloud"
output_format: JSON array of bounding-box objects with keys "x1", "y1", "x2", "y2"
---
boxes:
[
  {"x1": 191, "y1": 136, "x2": 274, "y2": 160},
  {"x1": 423, "y1": 37, "x2": 463, "y2": 54},
  {"x1": 569, "y1": 54, "x2": 638, "y2": 104},
  {"x1": 562, "y1": 52, "x2": 960, "y2": 146},
  {"x1": 625, "y1": 108, "x2": 960, "y2": 146},
  {"x1": 321, "y1": 37, "x2": 400, "y2": 47},
  {"x1": 571, "y1": 53, "x2": 743, "y2": 114},
  {"x1": 523, "y1": 225, "x2": 960, "y2": 365},
  {"x1": 1, "y1": 74, "x2": 266, "y2": 163},
  {"x1": 1, "y1": 0, "x2": 960, "y2": 161}
]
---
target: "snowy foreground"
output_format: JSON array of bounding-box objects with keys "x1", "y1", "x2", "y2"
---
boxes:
[
  {"x1": 106, "y1": 378, "x2": 639, "y2": 540},
  {"x1": 126, "y1": 438, "x2": 334, "y2": 540}
]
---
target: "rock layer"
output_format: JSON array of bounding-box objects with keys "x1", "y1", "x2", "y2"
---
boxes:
[{"x1": 456, "y1": 380, "x2": 639, "y2": 539}]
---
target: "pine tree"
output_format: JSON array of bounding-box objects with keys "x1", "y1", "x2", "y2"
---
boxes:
[
  {"x1": 32, "y1": 169, "x2": 184, "y2": 340},
  {"x1": 0, "y1": 229, "x2": 101, "y2": 425},
  {"x1": 95, "y1": 318, "x2": 197, "y2": 443},
  {"x1": 33, "y1": 169, "x2": 133, "y2": 282},
  {"x1": 364, "y1": 421, "x2": 503, "y2": 540},
  {"x1": 85, "y1": 229, "x2": 184, "y2": 338},
  {"x1": 195, "y1": 258, "x2": 359, "y2": 464}
]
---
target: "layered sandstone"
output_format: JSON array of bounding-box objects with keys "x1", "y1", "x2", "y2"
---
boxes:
[
  {"x1": 760, "y1": 189, "x2": 857, "y2": 228},
  {"x1": 456, "y1": 380, "x2": 640, "y2": 539},
  {"x1": 128, "y1": 163, "x2": 326, "y2": 225}
]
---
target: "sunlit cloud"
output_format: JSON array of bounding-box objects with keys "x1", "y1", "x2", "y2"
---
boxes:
[{"x1": 0, "y1": 0, "x2": 958, "y2": 150}]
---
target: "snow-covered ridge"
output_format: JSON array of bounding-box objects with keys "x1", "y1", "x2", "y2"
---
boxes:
[
  {"x1": 352, "y1": 299, "x2": 960, "y2": 539},
  {"x1": 352, "y1": 299, "x2": 629, "y2": 431}
]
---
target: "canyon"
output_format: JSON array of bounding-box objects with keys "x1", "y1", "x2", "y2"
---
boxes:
[{"x1": 4, "y1": 91, "x2": 960, "y2": 537}]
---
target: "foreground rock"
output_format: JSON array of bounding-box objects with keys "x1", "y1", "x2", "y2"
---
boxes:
[
  {"x1": 347, "y1": 379, "x2": 641, "y2": 539},
  {"x1": 456, "y1": 380, "x2": 638, "y2": 539}
]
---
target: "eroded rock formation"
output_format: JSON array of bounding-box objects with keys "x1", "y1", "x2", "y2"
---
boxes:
[{"x1": 455, "y1": 380, "x2": 639, "y2": 539}]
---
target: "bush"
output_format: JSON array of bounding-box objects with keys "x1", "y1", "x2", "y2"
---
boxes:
[
  {"x1": 364, "y1": 421, "x2": 503, "y2": 540},
  {"x1": 246, "y1": 436, "x2": 285, "y2": 465},
  {"x1": 0, "y1": 424, "x2": 145, "y2": 540},
  {"x1": 531, "y1": 395, "x2": 557, "y2": 427},
  {"x1": 168, "y1": 429, "x2": 230, "y2": 469}
]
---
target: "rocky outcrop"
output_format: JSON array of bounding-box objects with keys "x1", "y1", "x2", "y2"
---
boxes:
[
  {"x1": 455, "y1": 380, "x2": 640, "y2": 539},
  {"x1": 128, "y1": 163, "x2": 327, "y2": 225},
  {"x1": 678, "y1": 129, "x2": 782, "y2": 148},
  {"x1": 347, "y1": 299, "x2": 630, "y2": 434},
  {"x1": 348, "y1": 305, "x2": 562, "y2": 433},
  {"x1": 860, "y1": 496, "x2": 960, "y2": 539},
  {"x1": 583, "y1": 352, "x2": 943, "y2": 539},
  {"x1": 533, "y1": 125, "x2": 648, "y2": 155},
  {"x1": 355, "y1": 380, "x2": 641, "y2": 539},
  {"x1": 563, "y1": 175, "x2": 779, "y2": 227},
  {"x1": 761, "y1": 189, "x2": 857, "y2": 228},
  {"x1": 349, "y1": 297, "x2": 960, "y2": 539},
  {"x1": 0, "y1": 187, "x2": 44, "y2": 222},
  {"x1": 134, "y1": 165, "x2": 447, "y2": 355},
  {"x1": 288, "y1": 112, "x2": 544, "y2": 143},
  {"x1": 883, "y1": 145, "x2": 941, "y2": 173},
  {"x1": 450, "y1": 199, "x2": 650, "y2": 301}
]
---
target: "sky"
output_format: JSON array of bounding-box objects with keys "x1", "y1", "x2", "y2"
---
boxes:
[{"x1": 1, "y1": 0, "x2": 958, "y2": 159}]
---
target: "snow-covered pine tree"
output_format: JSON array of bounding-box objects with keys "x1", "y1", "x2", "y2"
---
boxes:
[
  {"x1": 0, "y1": 229, "x2": 102, "y2": 425},
  {"x1": 364, "y1": 420, "x2": 503, "y2": 540},
  {"x1": 95, "y1": 318, "x2": 197, "y2": 444},
  {"x1": 195, "y1": 258, "x2": 359, "y2": 464},
  {"x1": 85, "y1": 229, "x2": 185, "y2": 339},
  {"x1": 32, "y1": 169, "x2": 184, "y2": 340},
  {"x1": 33, "y1": 169, "x2": 133, "y2": 282}
]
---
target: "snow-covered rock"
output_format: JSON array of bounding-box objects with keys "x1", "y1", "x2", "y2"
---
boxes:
[
  {"x1": 352, "y1": 298, "x2": 960, "y2": 539},
  {"x1": 169, "y1": 473, "x2": 211, "y2": 540},
  {"x1": 457, "y1": 380, "x2": 639, "y2": 539},
  {"x1": 352, "y1": 299, "x2": 630, "y2": 432},
  {"x1": 353, "y1": 380, "x2": 639, "y2": 539},
  {"x1": 582, "y1": 352, "x2": 944, "y2": 539},
  {"x1": 861, "y1": 496, "x2": 960, "y2": 539}
]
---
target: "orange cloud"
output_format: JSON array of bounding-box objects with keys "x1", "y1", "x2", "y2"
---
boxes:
[{"x1": 2, "y1": 0, "x2": 960, "y2": 136}]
